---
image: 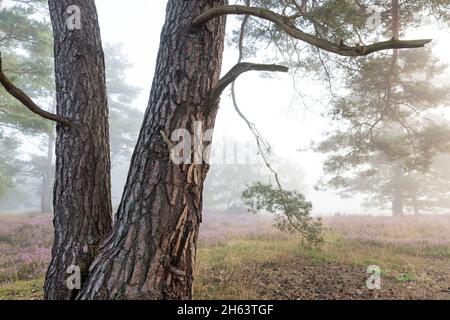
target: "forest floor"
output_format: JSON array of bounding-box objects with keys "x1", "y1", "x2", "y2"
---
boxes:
[{"x1": 0, "y1": 212, "x2": 449, "y2": 300}]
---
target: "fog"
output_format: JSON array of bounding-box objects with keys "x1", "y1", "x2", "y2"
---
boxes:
[
  {"x1": 2, "y1": 0, "x2": 450, "y2": 216},
  {"x1": 99, "y1": 1, "x2": 450, "y2": 216}
]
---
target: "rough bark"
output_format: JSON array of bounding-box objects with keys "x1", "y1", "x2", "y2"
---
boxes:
[
  {"x1": 78, "y1": 0, "x2": 227, "y2": 300},
  {"x1": 44, "y1": 0, "x2": 112, "y2": 300}
]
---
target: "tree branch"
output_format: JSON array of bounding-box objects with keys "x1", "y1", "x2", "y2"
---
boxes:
[
  {"x1": 0, "y1": 53, "x2": 70, "y2": 127},
  {"x1": 192, "y1": 5, "x2": 432, "y2": 57},
  {"x1": 209, "y1": 62, "x2": 289, "y2": 102}
]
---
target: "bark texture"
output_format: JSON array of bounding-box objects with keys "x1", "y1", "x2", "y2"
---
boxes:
[
  {"x1": 45, "y1": 0, "x2": 112, "y2": 300},
  {"x1": 79, "y1": 0, "x2": 227, "y2": 300}
]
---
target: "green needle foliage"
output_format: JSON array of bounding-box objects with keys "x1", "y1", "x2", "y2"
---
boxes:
[
  {"x1": 0, "y1": 0, "x2": 53, "y2": 199},
  {"x1": 0, "y1": 1, "x2": 143, "y2": 204},
  {"x1": 242, "y1": 182, "x2": 323, "y2": 246},
  {"x1": 315, "y1": 1, "x2": 450, "y2": 215}
]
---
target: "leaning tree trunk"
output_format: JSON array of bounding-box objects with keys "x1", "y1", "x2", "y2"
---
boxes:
[
  {"x1": 79, "y1": 0, "x2": 227, "y2": 300},
  {"x1": 45, "y1": 0, "x2": 112, "y2": 300}
]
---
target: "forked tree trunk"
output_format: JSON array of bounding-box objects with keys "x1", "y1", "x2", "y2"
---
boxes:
[
  {"x1": 79, "y1": 0, "x2": 227, "y2": 300},
  {"x1": 45, "y1": 0, "x2": 112, "y2": 300}
]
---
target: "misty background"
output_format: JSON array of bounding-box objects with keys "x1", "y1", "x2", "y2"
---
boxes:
[{"x1": 2, "y1": 0, "x2": 450, "y2": 216}]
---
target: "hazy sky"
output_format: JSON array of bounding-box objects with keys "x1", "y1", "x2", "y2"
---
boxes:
[
  {"x1": 5, "y1": 0, "x2": 450, "y2": 215},
  {"x1": 93, "y1": 0, "x2": 355, "y2": 214},
  {"x1": 93, "y1": 0, "x2": 450, "y2": 215}
]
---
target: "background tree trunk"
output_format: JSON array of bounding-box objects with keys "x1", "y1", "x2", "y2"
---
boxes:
[
  {"x1": 390, "y1": 0, "x2": 403, "y2": 217},
  {"x1": 392, "y1": 165, "x2": 404, "y2": 216},
  {"x1": 40, "y1": 130, "x2": 54, "y2": 213},
  {"x1": 44, "y1": 0, "x2": 112, "y2": 300},
  {"x1": 412, "y1": 194, "x2": 420, "y2": 215},
  {"x1": 79, "y1": 0, "x2": 227, "y2": 300},
  {"x1": 41, "y1": 98, "x2": 56, "y2": 214},
  {"x1": 391, "y1": 0, "x2": 400, "y2": 40}
]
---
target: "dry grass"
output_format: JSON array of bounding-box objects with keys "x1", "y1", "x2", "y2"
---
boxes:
[
  {"x1": 195, "y1": 213, "x2": 450, "y2": 299},
  {"x1": 0, "y1": 212, "x2": 449, "y2": 299}
]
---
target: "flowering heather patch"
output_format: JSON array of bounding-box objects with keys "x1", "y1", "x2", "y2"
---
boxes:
[
  {"x1": 1, "y1": 211, "x2": 450, "y2": 299},
  {"x1": 322, "y1": 214, "x2": 450, "y2": 246},
  {"x1": 0, "y1": 214, "x2": 53, "y2": 284},
  {"x1": 200, "y1": 212, "x2": 281, "y2": 245},
  {"x1": 201, "y1": 212, "x2": 450, "y2": 246}
]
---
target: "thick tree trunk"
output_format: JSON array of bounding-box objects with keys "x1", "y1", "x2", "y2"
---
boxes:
[
  {"x1": 44, "y1": 0, "x2": 112, "y2": 300},
  {"x1": 79, "y1": 0, "x2": 227, "y2": 300}
]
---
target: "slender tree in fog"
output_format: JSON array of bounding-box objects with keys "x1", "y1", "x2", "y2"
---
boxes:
[
  {"x1": 317, "y1": 0, "x2": 450, "y2": 216},
  {"x1": 0, "y1": 0, "x2": 54, "y2": 209}
]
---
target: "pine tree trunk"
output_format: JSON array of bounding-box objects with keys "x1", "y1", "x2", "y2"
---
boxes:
[
  {"x1": 40, "y1": 130, "x2": 54, "y2": 213},
  {"x1": 44, "y1": 0, "x2": 112, "y2": 300},
  {"x1": 392, "y1": 191, "x2": 404, "y2": 216},
  {"x1": 391, "y1": 0, "x2": 400, "y2": 39},
  {"x1": 390, "y1": 0, "x2": 403, "y2": 218},
  {"x1": 412, "y1": 194, "x2": 420, "y2": 215},
  {"x1": 41, "y1": 98, "x2": 56, "y2": 214},
  {"x1": 79, "y1": 0, "x2": 227, "y2": 300},
  {"x1": 392, "y1": 165, "x2": 404, "y2": 217},
  {"x1": 414, "y1": 204, "x2": 419, "y2": 216}
]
